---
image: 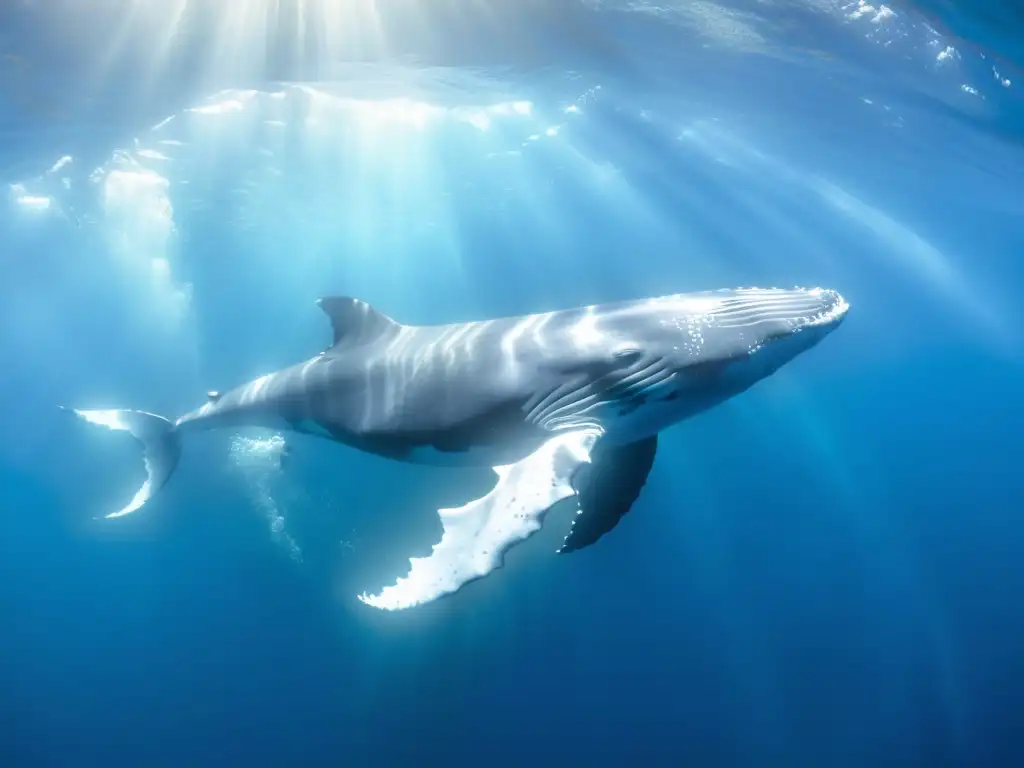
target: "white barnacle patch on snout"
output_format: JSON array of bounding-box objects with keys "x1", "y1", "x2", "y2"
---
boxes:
[{"x1": 802, "y1": 289, "x2": 850, "y2": 328}]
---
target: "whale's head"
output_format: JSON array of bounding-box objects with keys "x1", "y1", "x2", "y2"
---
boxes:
[
  {"x1": 642, "y1": 286, "x2": 848, "y2": 412},
  {"x1": 678, "y1": 286, "x2": 848, "y2": 375},
  {"x1": 530, "y1": 287, "x2": 848, "y2": 437},
  {"x1": 547, "y1": 287, "x2": 849, "y2": 438}
]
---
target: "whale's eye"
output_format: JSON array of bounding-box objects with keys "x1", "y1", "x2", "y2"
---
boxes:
[{"x1": 612, "y1": 348, "x2": 643, "y2": 365}]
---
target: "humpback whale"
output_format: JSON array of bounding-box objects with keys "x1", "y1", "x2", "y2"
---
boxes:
[{"x1": 67, "y1": 287, "x2": 849, "y2": 610}]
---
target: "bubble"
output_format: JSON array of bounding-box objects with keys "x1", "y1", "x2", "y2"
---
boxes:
[{"x1": 228, "y1": 431, "x2": 303, "y2": 563}]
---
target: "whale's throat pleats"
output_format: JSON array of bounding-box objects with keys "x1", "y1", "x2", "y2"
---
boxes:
[{"x1": 526, "y1": 354, "x2": 675, "y2": 431}]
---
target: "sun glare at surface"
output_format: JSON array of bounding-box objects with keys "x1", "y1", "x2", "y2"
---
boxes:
[
  {"x1": 54, "y1": 0, "x2": 477, "y2": 90},
  {"x1": 3, "y1": 0, "x2": 1019, "y2": 354}
]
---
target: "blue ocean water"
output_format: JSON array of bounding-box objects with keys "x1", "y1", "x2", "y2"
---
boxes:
[{"x1": 2, "y1": 1, "x2": 1023, "y2": 765}]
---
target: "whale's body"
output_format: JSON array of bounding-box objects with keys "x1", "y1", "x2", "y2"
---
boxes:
[{"x1": 69, "y1": 287, "x2": 849, "y2": 609}]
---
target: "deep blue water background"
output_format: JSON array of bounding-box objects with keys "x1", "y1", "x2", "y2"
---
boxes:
[{"x1": 2, "y1": 1, "x2": 1024, "y2": 765}]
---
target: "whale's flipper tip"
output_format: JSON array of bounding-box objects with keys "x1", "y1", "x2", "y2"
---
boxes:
[{"x1": 358, "y1": 428, "x2": 602, "y2": 611}]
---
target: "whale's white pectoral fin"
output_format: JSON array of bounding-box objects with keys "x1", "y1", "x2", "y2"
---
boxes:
[{"x1": 358, "y1": 428, "x2": 602, "y2": 611}]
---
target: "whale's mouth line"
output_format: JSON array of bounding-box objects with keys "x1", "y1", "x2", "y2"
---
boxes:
[
  {"x1": 798, "y1": 289, "x2": 850, "y2": 330},
  {"x1": 707, "y1": 287, "x2": 849, "y2": 332},
  {"x1": 754, "y1": 289, "x2": 850, "y2": 336},
  {"x1": 706, "y1": 288, "x2": 849, "y2": 355}
]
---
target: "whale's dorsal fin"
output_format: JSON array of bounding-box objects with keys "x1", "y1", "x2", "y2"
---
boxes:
[{"x1": 317, "y1": 296, "x2": 400, "y2": 349}]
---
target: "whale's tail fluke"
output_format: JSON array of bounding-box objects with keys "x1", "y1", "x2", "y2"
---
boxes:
[{"x1": 61, "y1": 407, "x2": 180, "y2": 519}]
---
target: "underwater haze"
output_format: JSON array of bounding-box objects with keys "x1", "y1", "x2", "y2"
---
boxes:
[{"x1": 2, "y1": 1, "x2": 1023, "y2": 765}]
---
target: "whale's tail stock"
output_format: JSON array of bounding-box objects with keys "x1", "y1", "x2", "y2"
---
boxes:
[{"x1": 60, "y1": 407, "x2": 180, "y2": 519}]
